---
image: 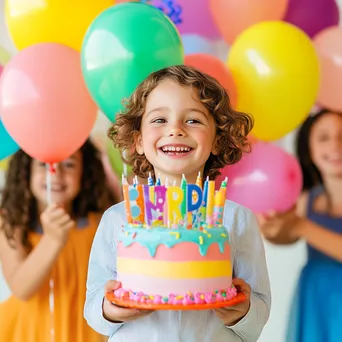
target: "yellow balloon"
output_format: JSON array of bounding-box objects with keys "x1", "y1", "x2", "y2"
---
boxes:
[
  {"x1": 0, "y1": 158, "x2": 10, "y2": 171},
  {"x1": 227, "y1": 21, "x2": 320, "y2": 141},
  {"x1": 5, "y1": 0, "x2": 113, "y2": 51}
]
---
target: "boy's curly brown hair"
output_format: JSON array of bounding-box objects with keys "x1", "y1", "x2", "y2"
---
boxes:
[
  {"x1": 108, "y1": 65, "x2": 253, "y2": 180},
  {"x1": 0, "y1": 139, "x2": 119, "y2": 248}
]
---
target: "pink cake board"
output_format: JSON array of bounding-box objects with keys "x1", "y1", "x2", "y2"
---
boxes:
[{"x1": 106, "y1": 291, "x2": 247, "y2": 311}]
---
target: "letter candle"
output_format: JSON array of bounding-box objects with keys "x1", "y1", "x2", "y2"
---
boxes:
[
  {"x1": 122, "y1": 176, "x2": 226, "y2": 229},
  {"x1": 167, "y1": 186, "x2": 183, "y2": 226}
]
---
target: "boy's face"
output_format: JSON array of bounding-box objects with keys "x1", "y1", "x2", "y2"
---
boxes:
[{"x1": 136, "y1": 79, "x2": 217, "y2": 183}]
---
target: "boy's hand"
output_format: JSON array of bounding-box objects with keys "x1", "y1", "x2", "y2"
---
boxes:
[
  {"x1": 103, "y1": 280, "x2": 154, "y2": 323},
  {"x1": 213, "y1": 278, "x2": 251, "y2": 326}
]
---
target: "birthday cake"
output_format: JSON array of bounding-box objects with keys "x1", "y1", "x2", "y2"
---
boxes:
[{"x1": 113, "y1": 174, "x2": 237, "y2": 307}]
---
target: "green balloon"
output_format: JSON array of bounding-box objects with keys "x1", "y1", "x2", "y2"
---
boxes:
[
  {"x1": 81, "y1": 2, "x2": 184, "y2": 122},
  {"x1": 107, "y1": 140, "x2": 132, "y2": 177},
  {"x1": 0, "y1": 46, "x2": 11, "y2": 66}
]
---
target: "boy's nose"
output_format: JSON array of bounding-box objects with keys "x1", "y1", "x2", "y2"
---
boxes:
[{"x1": 168, "y1": 122, "x2": 185, "y2": 137}]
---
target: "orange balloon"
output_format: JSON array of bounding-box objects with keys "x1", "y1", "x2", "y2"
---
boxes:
[
  {"x1": 185, "y1": 54, "x2": 237, "y2": 108},
  {"x1": 0, "y1": 43, "x2": 97, "y2": 163},
  {"x1": 314, "y1": 26, "x2": 342, "y2": 112},
  {"x1": 210, "y1": 0, "x2": 288, "y2": 44}
]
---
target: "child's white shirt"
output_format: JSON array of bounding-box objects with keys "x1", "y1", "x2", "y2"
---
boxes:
[{"x1": 84, "y1": 200, "x2": 271, "y2": 342}]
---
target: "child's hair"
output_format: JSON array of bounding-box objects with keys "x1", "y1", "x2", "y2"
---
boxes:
[
  {"x1": 0, "y1": 139, "x2": 117, "y2": 248},
  {"x1": 108, "y1": 65, "x2": 253, "y2": 180},
  {"x1": 296, "y1": 109, "x2": 342, "y2": 191}
]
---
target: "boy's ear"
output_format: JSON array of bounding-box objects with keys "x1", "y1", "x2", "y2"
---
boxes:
[
  {"x1": 135, "y1": 134, "x2": 144, "y2": 155},
  {"x1": 211, "y1": 136, "x2": 219, "y2": 155}
]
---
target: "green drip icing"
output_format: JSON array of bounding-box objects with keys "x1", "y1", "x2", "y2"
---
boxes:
[{"x1": 119, "y1": 226, "x2": 229, "y2": 257}]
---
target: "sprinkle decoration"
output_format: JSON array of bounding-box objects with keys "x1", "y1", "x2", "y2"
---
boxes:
[{"x1": 111, "y1": 286, "x2": 238, "y2": 306}]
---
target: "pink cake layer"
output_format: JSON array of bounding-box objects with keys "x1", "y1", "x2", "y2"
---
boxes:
[
  {"x1": 117, "y1": 241, "x2": 232, "y2": 296},
  {"x1": 117, "y1": 273, "x2": 232, "y2": 295},
  {"x1": 117, "y1": 241, "x2": 230, "y2": 261}
]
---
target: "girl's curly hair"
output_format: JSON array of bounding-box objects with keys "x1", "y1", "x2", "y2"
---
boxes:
[
  {"x1": 108, "y1": 65, "x2": 253, "y2": 180},
  {"x1": 0, "y1": 139, "x2": 118, "y2": 248}
]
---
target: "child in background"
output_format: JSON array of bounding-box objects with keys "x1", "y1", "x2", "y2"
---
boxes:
[
  {"x1": 0, "y1": 139, "x2": 119, "y2": 342},
  {"x1": 84, "y1": 65, "x2": 271, "y2": 342},
  {"x1": 259, "y1": 109, "x2": 342, "y2": 342}
]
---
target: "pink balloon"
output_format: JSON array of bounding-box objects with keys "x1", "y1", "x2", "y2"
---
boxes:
[
  {"x1": 216, "y1": 142, "x2": 302, "y2": 213},
  {"x1": 0, "y1": 43, "x2": 97, "y2": 163},
  {"x1": 314, "y1": 26, "x2": 342, "y2": 112},
  {"x1": 0, "y1": 65, "x2": 3, "y2": 76}
]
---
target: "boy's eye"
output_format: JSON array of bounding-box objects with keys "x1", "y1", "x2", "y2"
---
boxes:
[
  {"x1": 151, "y1": 118, "x2": 166, "y2": 124},
  {"x1": 186, "y1": 119, "x2": 201, "y2": 124}
]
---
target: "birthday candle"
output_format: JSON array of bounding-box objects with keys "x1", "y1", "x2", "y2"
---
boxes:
[
  {"x1": 148, "y1": 172, "x2": 155, "y2": 204},
  {"x1": 163, "y1": 178, "x2": 169, "y2": 226},
  {"x1": 219, "y1": 177, "x2": 228, "y2": 205},
  {"x1": 180, "y1": 174, "x2": 187, "y2": 223},
  {"x1": 214, "y1": 189, "x2": 224, "y2": 225},
  {"x1": 122, "y1": 179, "x2": 132, "y2": 223},
  {"x1": 196, "y1": 171, "x2": 202, "y2": 189},
  {"x1": 155, "y1": 173, "x2": 161, "y2": 186},
  {"x1": 206, "y1": 180, "x2": 215, "y2": 227},
  {"x1": 136, "y1": 184, "x2": 145, "y2": 223},
  {"x1": 199, "y1": 176, "x2": 209, "y2": 224}
]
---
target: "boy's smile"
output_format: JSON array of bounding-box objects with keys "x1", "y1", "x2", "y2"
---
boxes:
[{"x1": 136, "y1": 79, "x2": 217, "y2": 184}]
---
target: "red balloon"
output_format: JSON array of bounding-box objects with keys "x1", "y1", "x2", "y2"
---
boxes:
[
  {"x1": 216, "y1": 142, "x2": 302, "y2": 213},
  {"x1": 314, "y1": 26, "x2": 342, "y2": 112},
  {"x1": 185, "y1": 54, "x2": 237, "y2": 108},
  {"x1": 0, "y1": 43, "x2": 97, "y2": 163}
]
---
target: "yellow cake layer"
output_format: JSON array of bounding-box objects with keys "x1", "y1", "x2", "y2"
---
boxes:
[{"x1": 117, "y1": 257, "x2": 232, "y2": 279}]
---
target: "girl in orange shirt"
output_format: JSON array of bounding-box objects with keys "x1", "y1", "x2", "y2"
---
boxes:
[{"x1": 0, "y1": 139, "x2": 118, "y2": 342}]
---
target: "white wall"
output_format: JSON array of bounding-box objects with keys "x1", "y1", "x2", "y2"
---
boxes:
[{"x1": 1, "y1": 2, "x2": 341, "y2": 340}]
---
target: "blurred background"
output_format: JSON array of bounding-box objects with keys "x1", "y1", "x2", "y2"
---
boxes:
[{"x1": 1, "y1": 0, "x2": 342, "y2": 341}]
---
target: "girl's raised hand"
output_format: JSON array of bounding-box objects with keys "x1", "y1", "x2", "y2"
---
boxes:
[
  {"x1": 257, "y1": 208, "x2": 303, "y2": 244},
  {"x1": 103, "y1": 280, "x2": 154, "y2": 323},
  {"x1": 40, "y1": 204, "x2": 75, "y2": 246}
]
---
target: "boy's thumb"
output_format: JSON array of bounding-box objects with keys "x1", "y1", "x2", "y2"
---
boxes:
[{"x1": 104, "y1": 280, "x2": 122, "y2": 293}]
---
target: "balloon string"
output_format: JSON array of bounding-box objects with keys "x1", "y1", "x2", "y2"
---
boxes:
[
  {"x1": 49, "y1": 278, "x2": 55, "y2": 342},
  {"x1": 46, "y1": 164, "x2": 52, "y2": 206},
  {"x1": 45, "y1": 163, "x2": 55, "y2": 342}
]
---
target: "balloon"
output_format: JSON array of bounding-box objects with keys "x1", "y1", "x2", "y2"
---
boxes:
[
  {"x1": 185, "y1": 54, "x2": 237, "y2": 108},
  {"x1": 0, "y1": 43, "x2": 97, "y2": 163},
  {"x1": 81, "y1": 2, "x2": 184, "y2": 122},
  {"x1": 182, "y1": 35, "x2": 217, "y2": 55},
  {"x1": 0, "y1": 46, "x2": 11, "y2": 68},
  {"x1": 216, "y1": 142, "x2": 302, "y2": 213},
  {"x1": 0, "y1": 120, "x2": 19, "y2": 161},
  {"x1": 210, "y1": 0, "x2": 288, "y2": 44},
  {"x1": 284, "y1": 0, "x2": 339, "y2": 38},
  {"x1": 314, "y1": 27, "x2": 342, "y2": 112},
  {"x1": 149, "y1": 0, "x2": 220, "y2": 39},
  {"x1": 227, "y1": 21, "x2": 320, "y2": 141},
  {"x1": 5, "y1": 0, "x2": 113, "y2": 51},
  {"x1": 107, "y1": 141, "x2": 132, "y2": 177}
]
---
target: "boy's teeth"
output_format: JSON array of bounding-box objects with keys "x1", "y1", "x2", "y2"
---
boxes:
[{"x1": 161, "y1": 146, "x2": 191, "y2": 152}]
